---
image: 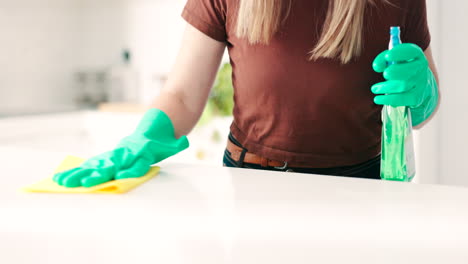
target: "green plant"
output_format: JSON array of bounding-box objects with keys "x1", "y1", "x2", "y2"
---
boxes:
[{"x1": 198, "y1": 63, "x2": 234, "y2": 125}]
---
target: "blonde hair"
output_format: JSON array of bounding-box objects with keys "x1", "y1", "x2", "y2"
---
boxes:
[{"x1": 235, "y1": 0, "x2": 386, "y2": 64}]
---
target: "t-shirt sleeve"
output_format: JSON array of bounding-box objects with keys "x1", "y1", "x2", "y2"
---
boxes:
[
  {"x1": 182, "y1": 0, "x2": 228, "y2": 42},
  {"x1": 402, "y1": 0, "x2": 431, "y2": 50}
]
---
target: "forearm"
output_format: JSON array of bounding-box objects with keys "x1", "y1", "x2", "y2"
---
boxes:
[
  {"x1": 149, "y1": 89, "x2": 205, "y2": 138},
  {"x1": 147, "y1": 24, "x2": 225, "y2": 138}
]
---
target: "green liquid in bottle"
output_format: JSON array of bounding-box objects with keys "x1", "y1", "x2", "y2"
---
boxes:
[{"x1": 380, "y1": 27, "x2": 416, "y2": 182}]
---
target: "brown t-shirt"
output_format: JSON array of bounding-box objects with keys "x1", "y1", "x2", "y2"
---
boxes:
[{"x1": 182, "y1": 0, "x2": 431, "y2": 167}]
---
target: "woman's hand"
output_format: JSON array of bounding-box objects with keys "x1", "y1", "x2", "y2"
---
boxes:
[
  {"x1": 53, "y1": 109, "x2": 188, "y2": 188},
  {"x1": 371, "y1": 43, "x2": 439, "y2": 126}
]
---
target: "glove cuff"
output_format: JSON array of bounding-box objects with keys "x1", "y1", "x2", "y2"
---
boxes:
[
  {"x1": 411, "y1": 71, "x2": 439, "y2": 126},
  {"x1": 122, "y1": 109, "x2": 189, "y2": 163},
  {"x1": 136, "y1": 109, "x2": 174, "y2": 137}
]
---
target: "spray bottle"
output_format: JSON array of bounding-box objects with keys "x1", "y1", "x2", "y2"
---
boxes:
[{"x1": 380, "y1": 27, "x2": 416, "y2": 182}]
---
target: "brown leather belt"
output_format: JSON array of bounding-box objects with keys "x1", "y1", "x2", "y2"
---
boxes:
[{"x1": 226, "y1": 139, "x2": 311, "y2": 168}]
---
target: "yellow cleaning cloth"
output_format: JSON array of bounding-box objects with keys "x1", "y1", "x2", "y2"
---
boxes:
[{"x1": 22, "y1": 156, "x2": 159, "y2": 194}]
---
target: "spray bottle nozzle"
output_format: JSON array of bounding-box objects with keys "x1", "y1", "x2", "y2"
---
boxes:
[{"x1": 390, "y1": 26, "x2": 401, "y2": 37}]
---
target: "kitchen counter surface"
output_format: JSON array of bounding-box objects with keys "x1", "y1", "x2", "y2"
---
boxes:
[{"x1": 1, "y1": 146, "x2": 468, "y2": 264}]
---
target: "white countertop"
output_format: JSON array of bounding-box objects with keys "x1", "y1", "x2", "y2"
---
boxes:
[{"x1": 1, "y1": 146, "x2": 468, "y2": 264}]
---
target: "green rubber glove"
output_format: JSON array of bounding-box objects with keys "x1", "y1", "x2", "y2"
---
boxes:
[
  {"x1": 53, "y1": 109, "x2": 189, "y2": 188},
  {"x1": 371, "y1": 43, "x2": 439, "y2": 126}
]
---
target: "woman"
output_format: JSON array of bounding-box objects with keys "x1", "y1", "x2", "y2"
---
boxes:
[{"x1": 54, "y1": 0, "x2": 439, "y2": 187}]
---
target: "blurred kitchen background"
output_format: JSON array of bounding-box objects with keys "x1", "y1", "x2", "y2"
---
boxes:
[{"x1": 0, "y1": 0, "x2": 466, "y2": 186}]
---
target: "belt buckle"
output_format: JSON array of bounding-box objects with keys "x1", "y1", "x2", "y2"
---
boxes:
[{"x1": 274, "y1": 161, "x2": 288, "y2": 170}]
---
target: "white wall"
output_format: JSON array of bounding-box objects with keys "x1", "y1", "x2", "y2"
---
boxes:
[
  {"x1": 413, "y1": 0, "x2": 441, "y2": 185},
  {"x1": 77, "y1": 0, "x2": 186, "y2": 73},
  {"x1": 77, "y1": 0, "x2": 188, "y2": 104},
  {"x1": 436, "y1": 0, "x2": 468, "y2": 186},
  {"x1": 0, "y1": 0, "x2": 81, "y2": 115},
  {"x1": 118, "y1": 0, "x2": 188, "y2": 103},
  {"x1": 76, "y1": 0, "x2": 128, "y2": 70},
  {"x1": 126, "y1": 0, "x2": 187, "y2": 74}
]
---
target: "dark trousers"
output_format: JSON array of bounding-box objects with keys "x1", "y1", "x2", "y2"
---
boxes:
[{"x1": 223, "y1": 134, "x2": 381, "y2": 180}]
